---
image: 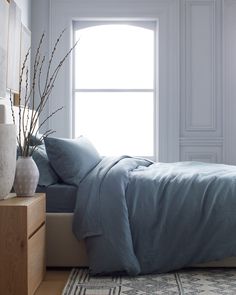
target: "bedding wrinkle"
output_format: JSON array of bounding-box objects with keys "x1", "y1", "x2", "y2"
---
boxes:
[{"x1": 73, "y1": 159, "x2": 236, "y2": 275}]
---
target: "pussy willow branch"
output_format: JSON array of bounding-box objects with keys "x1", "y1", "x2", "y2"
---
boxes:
[
  {"x1": 20, "y1": 52, "x2": 31, "y2": 155},
  {"x1": 22, "y1": 67, "x2": 29, "y2": 142},
  {"x1": 23, "y1": 68, "x2": 30, "y2": 137},
  {"x1": 38, "y1": 55, "x2": 46, "y2": 98},
  {"x1": 30, "y1": 33, "x2": 62, "y2": 127},
  {"x1": 30, "y1": 39, "x2": 78, "y2": 138},
  {"x1": 32, "y1": 33, "x2": 45, "y2": 109},
  {"x1": 32, "y1": 106, "x2": 63, "y2": 136},
  {"x1": 32, "y1": 29, "x2": 66, "y2": 122},
  {"x1": 9, "y1": 95, "x2": 22, "y2": 155},
  {"x1": 14, "y1": 29, "x2": 77, "y2": 157},
  {"x1": 23, "y1": 70, "x2": 32, "y2": 158},
  {"x1": 24, "y1": 36, "x2": 43, "y2": 107},
  {"x1": 33, "y1": 39, "x2": 79, "y2": 125},
  {"x1": 9, "y1": 90, "x2": 22, "y2": 154},
  {"x1": 18, "y1": 48, "x2": 31, "y2": 151},
  {"x1": 9, "y1": 90, "x2": 15, "y2": 125},
  {"x1": 30, "y1": 53, "x2": 42, "y2": 131},
  {"x1": 29, "y1": 129, "x2": 56, "y2": 156},
  {"x1": 44, "y1": 39, "x2": 79, "y2": 98},
  {"x1": 31, "y1": 29, "x2": 68, "y2": 125},
  {"x1": 27, "y1": 34, "x2": 45, "y2": 139},
  {"x1": 44, "y1": 28, "x2": 66, "y2": 93}
]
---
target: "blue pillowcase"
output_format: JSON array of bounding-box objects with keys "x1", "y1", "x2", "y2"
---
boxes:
[
  {"x1": 44, "y1": 136, "x2": 101, "y2": 186},
  {"x1": 29, "y1": 133, "x2": 44, "y2": 146},
  {"x1": 32, "y1": 145, "x2": 60, "y2": 186}
]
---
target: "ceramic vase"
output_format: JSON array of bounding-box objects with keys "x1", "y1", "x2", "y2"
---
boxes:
[
  {"x1": 0, "y1": 124, "x2": 16, "y2": 199},
  {"x1": 14, "y1": 156, "x2": 39, "y2": 196}
]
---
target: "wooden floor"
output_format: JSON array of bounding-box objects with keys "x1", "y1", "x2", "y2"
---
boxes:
[{"x1": 35, "y1": 269, "x2": 71, "y2": 295}]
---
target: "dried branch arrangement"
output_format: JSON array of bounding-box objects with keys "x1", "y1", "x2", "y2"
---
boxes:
[{"x1": 10, "y1": 29, "x2": 78, "y2": 157}]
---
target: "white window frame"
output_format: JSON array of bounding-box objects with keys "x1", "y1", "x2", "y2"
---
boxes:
[{"x1": 72, "y1": 20, "x2": 158, "y2": 160}]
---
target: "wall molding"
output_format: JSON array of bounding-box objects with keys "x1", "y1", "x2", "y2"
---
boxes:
[
  {"x1": 179, "y1": 0, "x2": 224, "y2": 163},
  {"x1": 181, "y1": 151, "x2": 219, "y2": 163},
  {"x1": 222, "y1": 0, "x2": 236, "y2": 164},
  {"x1": 180, "y1": 137, "x2": 223, "y2": 163},
  {"x1": 180, "y1": 137, "x2": 223, "y2": 147},
  {"x1": 180, "y1": 0, "x2": 223, "y2": 137},
  {"x1": 185, "y1": 0, "x2": 216, "y2": 131}
]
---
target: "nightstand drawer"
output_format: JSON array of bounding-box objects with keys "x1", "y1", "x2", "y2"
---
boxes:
[
  {"x1": 28, "y1": 223, "x2": 46, "y2": 295},
  {"x1": 27, "y1": 196, "x2": 45, "y2": 237},
  {"x1": 0, "y1": 193, "x2": 45, "y2": 295}
]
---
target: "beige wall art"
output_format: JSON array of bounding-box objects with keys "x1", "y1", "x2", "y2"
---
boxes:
[
  {"x1": 19, "y1": 24, "x2": 31, "y2": 105},
  {"x1": 7, "y1": 0, "x2": 21, "y2": 93},
  {"x1": 0, "y1": 0, "x2": 9, "y2": 98}
]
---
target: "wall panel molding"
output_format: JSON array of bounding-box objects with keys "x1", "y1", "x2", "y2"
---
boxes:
[
  {"x1": 180, "y1": 137, "x2": 223, "y2": 147},
  {"x1": 180, "y1": 0, "x2": 223, "y2": 137},
  {"x1": 185, "y1": 0, "x2": 216, "y2": 131},
  {"x1": 181, "y1": 146, "x2": 222, "y2": 163},
  {"x1": 180, "y1": 137, "x2": 223, "y2": 162},
  {"x1": 222, "y1": 0, "x2": 236, "y2": 164},
  {"x1": 180, "y1": 0, "x2": 224, "y2": 163},
  {"x1": 181, "y1": 151, "x2": 219, "y2": 163}
]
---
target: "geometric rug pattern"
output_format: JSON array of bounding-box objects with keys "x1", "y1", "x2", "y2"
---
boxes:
[{"x1": 62, "y1": 268, "x2": 236, "y2": 295}]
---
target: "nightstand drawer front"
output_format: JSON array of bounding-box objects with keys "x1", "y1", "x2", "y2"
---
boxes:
[
  {"x1": 27, "y1": 197, "x2": 45, "y2": 237},
  {"x1": 0, "y1": 194, "x2": 45, "y2": 295},
  {"x1": 28, "y1": 224, "x2": 45, "y2": 295},
  {"x1": 0, "y1": 207, "x2": 28, "y2": 295}
]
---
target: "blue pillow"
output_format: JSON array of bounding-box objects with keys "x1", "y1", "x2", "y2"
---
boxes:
[
  {"x1": 44, "y1": 136, "x2": 101, "y2": 185},
  {"x1": 32, "y1": 145, "x2": 60, "y2": 186},
  {"x1": 29, "y1": 133, "x2": 44, "y2": 146}
]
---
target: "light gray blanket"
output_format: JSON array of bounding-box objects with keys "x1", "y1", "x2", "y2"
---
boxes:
[{"x1": 73, "y1": 157, "x2": 236, "y2": 275}]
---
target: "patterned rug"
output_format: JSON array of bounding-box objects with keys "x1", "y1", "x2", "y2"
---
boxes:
[{"x1": 62, "y1": 268, "x2": 236, "y2": 295}]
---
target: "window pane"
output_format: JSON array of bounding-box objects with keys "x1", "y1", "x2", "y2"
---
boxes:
[
  {"x1": 74, "y1": 25, "x2": 154, "y2": 89},
  {"x1": 74, "y1": 92, "x2": 154, "y2": 156}
]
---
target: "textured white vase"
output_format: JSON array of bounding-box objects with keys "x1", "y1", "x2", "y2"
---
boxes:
[
  {"x1": 0, "y1": 124, "x2": 16, "y2": 199},
  {"x1": 14, "y1": 156, "x2": 39, "y2": 197}
]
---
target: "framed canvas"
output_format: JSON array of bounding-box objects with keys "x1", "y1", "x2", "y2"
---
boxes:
[
  {"x1": 18, "y1": 24, "x2": 31, "y2": 106},
  {"x1": 0, "y1": 0, "x2": 9, "y2": 98},
  {"x1": 7, "y1": 0, "x2": 21, "y2": 93}
]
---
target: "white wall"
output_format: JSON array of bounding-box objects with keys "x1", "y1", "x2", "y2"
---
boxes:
[
  {"x1": 31, "y1": 0, "x2": 236, "y2": 164},
  {"x1": 223, "y1": 0, "x2": 236, "y2": 164}
]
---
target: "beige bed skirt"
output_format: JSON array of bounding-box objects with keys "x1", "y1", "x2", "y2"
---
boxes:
[
  {"x1": 46, "y1": 213, "x2": 88, "y2": 267},
  {"x1": 46, "y1": 212, "x2": 236, "y2": 268}
]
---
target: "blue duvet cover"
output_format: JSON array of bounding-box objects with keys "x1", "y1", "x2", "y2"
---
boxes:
[{"x1": 73, "y1": 157, "x2": 236, "y2": 275}]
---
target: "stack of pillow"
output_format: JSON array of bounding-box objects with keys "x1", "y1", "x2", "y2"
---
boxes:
[{"x1": 30, "y1": 135, "x2": 101, "y2": 187}]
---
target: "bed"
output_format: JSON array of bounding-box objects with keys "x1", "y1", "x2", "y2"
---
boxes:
[
  {"x1": 2, "y1": 101, "x2": 236, "y2": 273},
  {"x1": 37, "y1": 183, "x2": 88, "y2": 267}
]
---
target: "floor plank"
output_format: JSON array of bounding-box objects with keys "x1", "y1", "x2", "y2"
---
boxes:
[{"x1": 34, "y1": 269, "x2": 71, "y2": 295}]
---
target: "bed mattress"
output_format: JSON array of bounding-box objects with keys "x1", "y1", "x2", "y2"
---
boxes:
[{"x1": 37, "y1": 183, "x2": 77, "y2": 213}]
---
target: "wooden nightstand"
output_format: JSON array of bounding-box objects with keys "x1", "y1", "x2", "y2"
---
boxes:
[{"x1": 0, "y1": 193, "x2": 46, "y2": 295}]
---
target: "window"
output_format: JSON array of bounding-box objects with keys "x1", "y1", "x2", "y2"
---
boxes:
[{"x1": 73, "y1": 21, "x2": 156, "y2": 158}]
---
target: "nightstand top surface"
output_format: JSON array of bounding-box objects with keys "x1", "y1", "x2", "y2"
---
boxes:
[{"x1": 0, "y1": 193, "x2": 45, "y2": 206}]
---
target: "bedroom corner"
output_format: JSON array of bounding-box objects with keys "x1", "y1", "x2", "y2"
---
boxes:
[{"x1": 1, "y1": 0, "x2": 236, "y2": 295}]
